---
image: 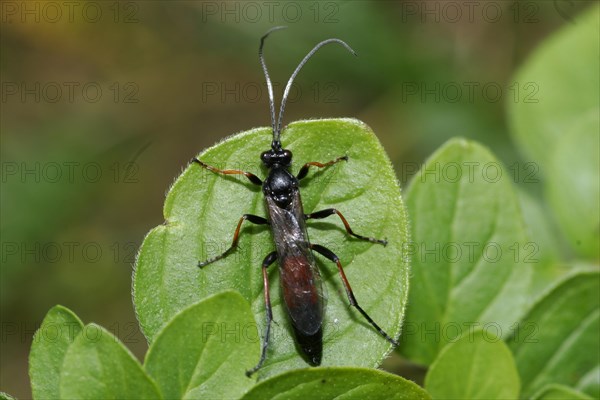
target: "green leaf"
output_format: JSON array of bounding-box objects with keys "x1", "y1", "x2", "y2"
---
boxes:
[
  {"x1": 59, "y1": 324, "x2": 161, "y2": 399},
  {"x1": 399, "y1": 138, "x2": 533, "y2": 365},
  {"x1": 508, "y1": 270, "x2": 600, "y2": 398},
  {"x1": 516, "y1": 190, "x2": 567, "y2": 298},
  {"x1": 424, "y1": 330, "x2": 520, "y2": 400},
  {"x1": 240, "y1": 367, "x2": 431, "y2": 400},
  {"x1": 517, "y1": 190, "x2": 561, "y2": 269},
  {"x1": 508, "y1": 5, "x2": 599, "y2": 171},
  {"x1": 0, "y1": 392, "x2": 16, "y2": 400},
  {"x1": 134, "y1": 119, "x2": 410, "y2": 377},
  {"x1": 576, "y1": 366, "x2": 600, "y2": 399},
  {"x1": 29, "y1": 305, "x2": 83, "y2": 400},
  {"x1": 144, "y1": 291, "x2": 259, "y2": 399},
  {"x1": 507, "y1": 5, "x2": 600, "y2": 260},
  {"x1": 546, "y1": 112, "x2": 600, "y2": 259},
  {"x1": 532, "y1": 384, "x2": 593, "y2": 400}
]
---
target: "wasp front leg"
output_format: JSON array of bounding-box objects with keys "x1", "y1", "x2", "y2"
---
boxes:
[
  {"x1": 192, "y1": 158, "x2": 263, "y2": 186},
  {"x1": 198, "y1": 214, "x2": 269, "y2": 267},
  {"x1": 305, "y1": 208, "x2": 387, "y2": 246},
  {"x1": 296, "y1": 156, "x2": 348, "y2": 180}
]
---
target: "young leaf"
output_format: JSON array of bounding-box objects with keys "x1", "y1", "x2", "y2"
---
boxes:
[
  {"x1": 507, "y1": 5, "x2": 599, "y2": 172},
  {"x1": 545, "y1": 113, "x2": 600, "y2": 259},
  {"x1": 144, "y1": 291, "x2": 259, "y2": 399},
  {"x1": 134, "y1": 119, "x2": 410, "y2": 377},
  {"x1": 508, "y1": 270, "x2": 600, "y2": 399},
  {"x1": 29, "y1": 305, "x2": 83, "y2": 400},
  {"x1": 532, "y1": 384, "x2": 593, "y2": 400},
  {"x1": 0, "y1": 392, "x2": 16, "y2": 400},
  {"x1": 240, "y1": 367, "x2": 431, "y2": 400},
  {"x1": 424, "y1": 330, "x2": 520, "y2": 400},
  {"x1": 399, "y1": 138, "x2": 533, "y2": 365},
  {"x1": 507, "y1": 5, "x2": 599, "y2": 259},
  {"x1": 59, "y1": 324, "x2": 161, "y2": 399}
]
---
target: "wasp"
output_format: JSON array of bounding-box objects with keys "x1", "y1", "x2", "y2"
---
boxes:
[{"x1": 193, "y1": 27, "x2": 398, "y2": 376}]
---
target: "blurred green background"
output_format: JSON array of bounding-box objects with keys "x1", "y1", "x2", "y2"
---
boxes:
[{"x1": 1, "y1": 1, "x2": 593, "y2": 398}]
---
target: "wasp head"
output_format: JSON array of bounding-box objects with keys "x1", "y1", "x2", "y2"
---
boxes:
[{"x1": 261, "y1": 147, "x2": 292, "y2": 168}]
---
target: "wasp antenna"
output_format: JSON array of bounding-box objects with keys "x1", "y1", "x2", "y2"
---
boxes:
[
  {"x1": 275, "y1": 38, "x2": 357, "y2": 141},
  {"x1": 259, "y1": 26, "x2": 287, "y2": 149}
]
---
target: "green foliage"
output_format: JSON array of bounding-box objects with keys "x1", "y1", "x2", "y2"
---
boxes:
[
  {"x1": 508, "y1": 5, "x2": 600, "y2": 259},
  {"x1": 425, "y1": 330, "x2": 520, "y2": 399},
  {"x1": 134, "y1": 119, "x2": 410, "y2": 377},
  {"x1": 144, "y1": 291, "x2": 259, "y2": 399},
  {"x1": 532, "y1": 384, "x2": 594, "y2": 400},
  {"x1": 30, "y1": 305, "x2": 162, "y2": 399},
  {"x1": 59, "y1": 324, "x2": 161, "y2": 399},
  {"x1": 399, "y1": 138, "x2": 533, "y2": 364},
  {"x1": 508, "y1": 271, "x2": 600, "y2": 399},
  {"x1": 29, "y1": 305, "x2": 83, "y2": 400},
  {"x1": 25, "y1": 8, "x2": 600, "y2": 398},
  {"x1": 507, "y1": 6, "x2": 599, "y2": 171},
  {"x1": 241, "y1": 368, "x2": 431, "y2": 400},
  {"x1": 545, "y1": 113, "x2": 600, "y2": 259}
]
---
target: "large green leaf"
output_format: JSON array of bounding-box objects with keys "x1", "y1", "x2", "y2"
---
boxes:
[
  {"x1": 240, "y1": 367, "x2": 430, "y2": 400},
  {"x1": 59, "y1": 324, "x2": 161, "y2": 399},
  {"x1": 399, "y1": 138, "x2": 533, "y2": 365},
  {"x1": 144, "y1": 291, "x2": 259, "y2": 399},
  {"x1": 508, "y1": 5, "x2": 599, "y2": 171},
  {"x1": 29, "y1": 305, "x2": 83, "y2": 400},
  {"x1": 508, "y1": 270, "x2": 600, "y2": 398},
  {"x1": 134, "y1": 119, "x2": 410, "y2": 378},
  {"x1": 424, "y1": 330, "x2": 520, "y2": 399}
]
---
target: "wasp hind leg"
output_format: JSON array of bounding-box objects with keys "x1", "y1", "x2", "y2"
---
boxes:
[
  {"x1": 310, "y1": 243, "x2": 398, "y2": 346},
  {"x1": 246, "y1": 251, "x2": 278, "y2": 377}
]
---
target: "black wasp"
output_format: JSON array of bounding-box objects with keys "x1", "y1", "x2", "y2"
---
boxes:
[{"x1": 193, "y1": 27, "x2": 398, "y2": 377}]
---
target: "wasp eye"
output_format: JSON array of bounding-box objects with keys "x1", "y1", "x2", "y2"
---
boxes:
[
  {"x1": 261, "y1": 151, "x2": 272, "y2": 164},
  {"x1": 282, "y1": 150, "x2": 293, "y2": 165}
]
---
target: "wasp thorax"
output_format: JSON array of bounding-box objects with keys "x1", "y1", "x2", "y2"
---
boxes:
[{"x1": 263, "y1": 168, "x2": 297, "y2": 207}]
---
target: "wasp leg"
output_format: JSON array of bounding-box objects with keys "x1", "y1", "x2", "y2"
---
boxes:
[
  {"x1": 246, "y1": 251, "x2": 278, "y2": 377},
  {"x1": 310, "y1": 243, "x2": 398, "y2": 346},
  {"x1": 192, "y1": 158, "x2": 263, "y2": 186},
  {"x1": 198, "y1": 214, "x2": 268, "y2": 267},
  {"x1": 305, "y1": 209, "x2": 387, "y2": 246},
  {"x1": 296, "y1": 155, "x2": 348, "y2": 180}
]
